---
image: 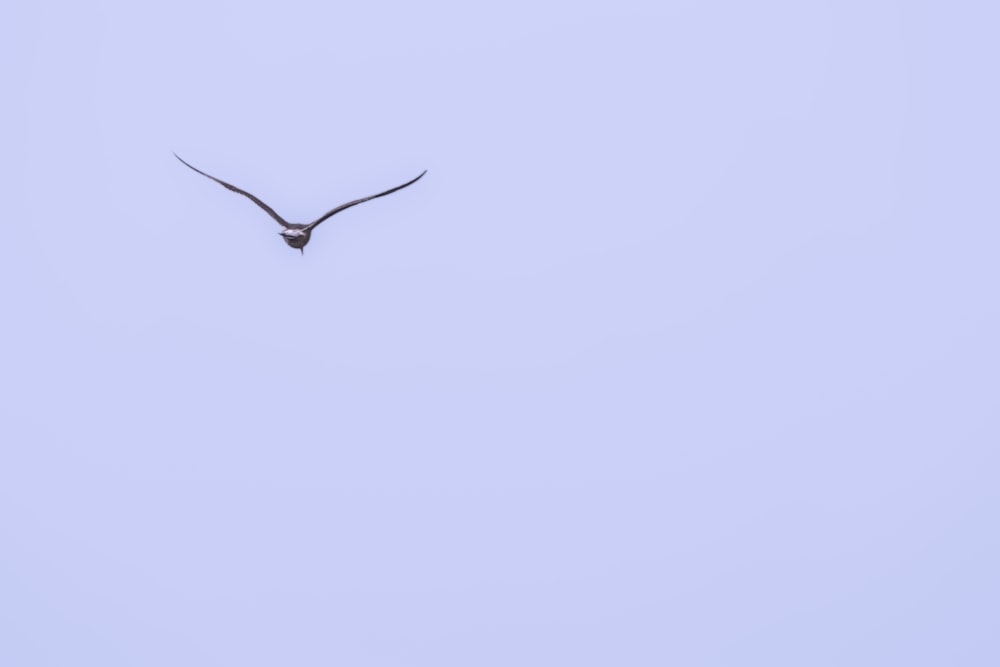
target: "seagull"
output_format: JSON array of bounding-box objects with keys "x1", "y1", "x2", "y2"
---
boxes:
[{"x1": 174, "y1": 153, "x2": 426, "y2": 254}]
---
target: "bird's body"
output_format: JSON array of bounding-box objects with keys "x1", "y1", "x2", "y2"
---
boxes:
[
  {"x1": 279, "y1": 227, "x2": 311, "y2": 250},
  {"x1": 174, "y1": 153, "x2": 426, "y2": 254}
]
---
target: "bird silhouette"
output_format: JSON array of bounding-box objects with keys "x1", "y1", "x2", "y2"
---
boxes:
[{"x1": 175, "y1": 153, "x2": 426, "y2": 254}]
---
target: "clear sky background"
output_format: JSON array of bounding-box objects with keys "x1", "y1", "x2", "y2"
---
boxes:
[{"x1": 2, "y1": 0, "x2": 998, "y2": 664}]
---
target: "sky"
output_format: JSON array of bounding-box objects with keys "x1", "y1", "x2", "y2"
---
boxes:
[{"x1": 2, "y1": 0, "x2": 999, "y2": 664}]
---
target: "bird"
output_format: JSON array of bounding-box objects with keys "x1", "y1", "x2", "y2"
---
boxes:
[{"x1": 174, "y1": 153, "x2": 426, "y2": 254}]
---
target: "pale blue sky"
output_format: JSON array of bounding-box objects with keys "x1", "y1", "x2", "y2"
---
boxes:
[{"x1": 2, "y1": 0, "x2": 998, "y2": 665}]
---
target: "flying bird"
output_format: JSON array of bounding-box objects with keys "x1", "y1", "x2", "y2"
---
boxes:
[{"x1": 174, "y1": 153, "x2": 426, "y2": 254}]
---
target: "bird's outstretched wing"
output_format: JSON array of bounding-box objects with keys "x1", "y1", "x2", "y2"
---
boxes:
[
  {"x1": 174, "y1": 153, "x2": 291, "y2": 229},
  {"x1": 305, "y1": 170, "x2": 427, "y2": 231}
]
